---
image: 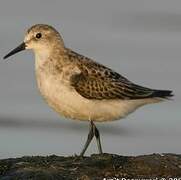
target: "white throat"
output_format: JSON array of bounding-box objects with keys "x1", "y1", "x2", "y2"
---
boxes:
[{"x1": 34, "y1": 48, "x2": 51, "y2": 69}]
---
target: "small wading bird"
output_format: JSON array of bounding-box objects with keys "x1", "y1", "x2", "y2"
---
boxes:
[{"x1": 4, "y1": 24, "x2": 173, "y2": 156}]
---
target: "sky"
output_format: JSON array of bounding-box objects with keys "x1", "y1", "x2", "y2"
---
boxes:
[{"x1": 0, "y1": 0, "x2": 180, "y2": 159}]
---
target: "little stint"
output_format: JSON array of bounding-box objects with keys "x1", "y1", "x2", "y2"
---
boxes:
[{"x1": 4, "y1": 24, "x2": 173, "y2": 156}]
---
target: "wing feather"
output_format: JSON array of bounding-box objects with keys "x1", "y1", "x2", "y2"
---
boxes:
[{"x1": 68, "y1": 50, "x2": 155, "y2": 100}]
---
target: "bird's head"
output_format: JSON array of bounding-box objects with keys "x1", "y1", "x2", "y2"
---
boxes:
[{"x1": 4, "y1": 24, "x2": 64, "y2": 59}]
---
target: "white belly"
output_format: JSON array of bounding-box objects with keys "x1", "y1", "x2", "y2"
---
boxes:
[{"x1": 36, "y1": 70, "x2": 161, "y2": 122}]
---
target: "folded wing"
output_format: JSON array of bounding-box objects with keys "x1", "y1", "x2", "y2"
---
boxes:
[{"x1": 68, "y1": 50, "x2": 173, "y2": 100}]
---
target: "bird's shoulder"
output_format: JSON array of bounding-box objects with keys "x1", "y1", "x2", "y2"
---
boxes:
[{"x1": 66, "y1": 48, "x2": 129, "y2": 82}]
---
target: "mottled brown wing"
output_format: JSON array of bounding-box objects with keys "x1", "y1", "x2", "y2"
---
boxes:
[{"x1": 68, "y1": 50, "x2": 154, "y2": 100}]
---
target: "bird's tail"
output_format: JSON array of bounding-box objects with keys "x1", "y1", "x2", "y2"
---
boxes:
[{"x1": 151, "y1": 89, "x2": 173, "y2": 99}]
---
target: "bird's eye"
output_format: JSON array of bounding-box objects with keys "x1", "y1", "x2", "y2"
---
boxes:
[{"x1": 36, "y1": 33, "x2": 42, "y2": 39}]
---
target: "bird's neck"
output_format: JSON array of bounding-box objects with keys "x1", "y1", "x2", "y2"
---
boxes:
[{"x1": 34, "y1": 45, "x2": 65, "y2": 69}]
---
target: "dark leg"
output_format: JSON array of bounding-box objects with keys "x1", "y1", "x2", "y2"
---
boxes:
[
  {"x1": 80, "y1": 121, "x2": 103, "y2": 156},
  {"x1": 94, "y1": 124, "x2": 103, "y2": 154},
  {"x1": 80, "y1": 121, "x2": 94, "y2": 156}
]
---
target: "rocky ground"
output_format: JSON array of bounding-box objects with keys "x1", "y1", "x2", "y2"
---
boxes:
[{"x1": 0, "y1": 153, "x2": 181, "y2": 179}]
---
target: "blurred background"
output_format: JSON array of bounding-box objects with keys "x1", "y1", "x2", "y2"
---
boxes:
[{"x1": 0, "y1": 0, "x2": 180, "y2": 159}]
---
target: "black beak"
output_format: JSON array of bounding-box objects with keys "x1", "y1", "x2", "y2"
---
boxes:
[{"x1": 3, "y1": 42, "x2": 26, "y2": 59}]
